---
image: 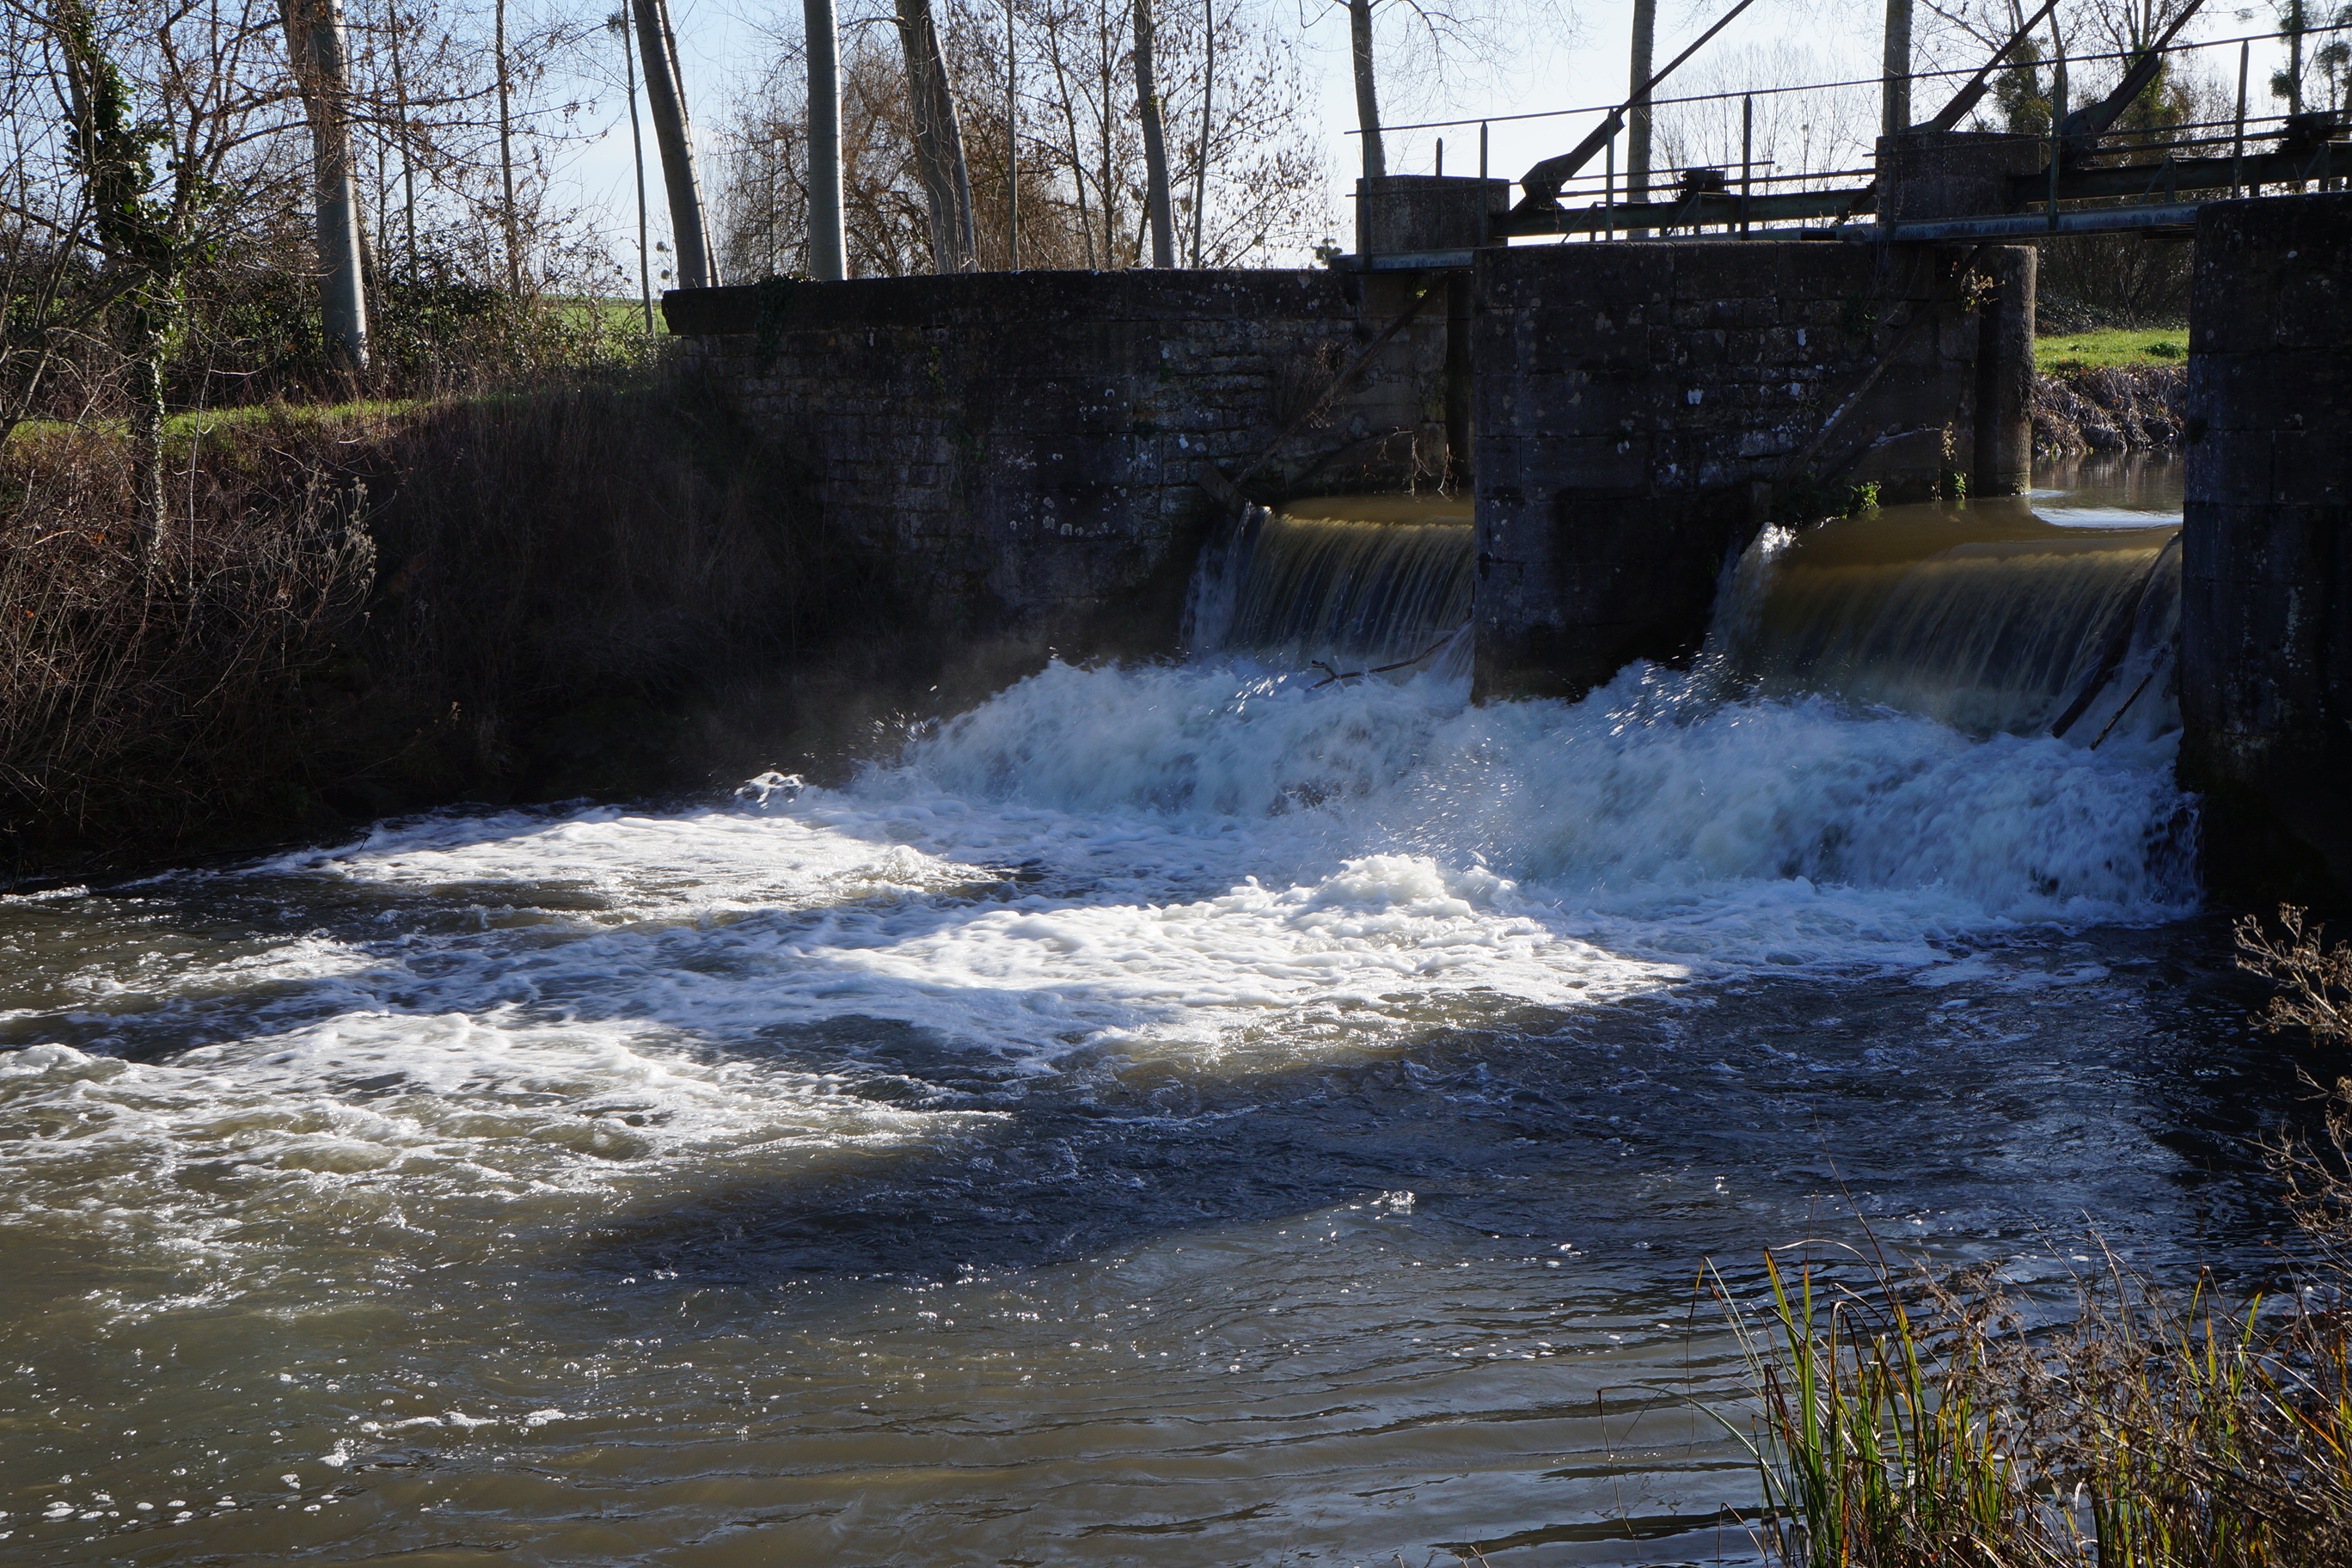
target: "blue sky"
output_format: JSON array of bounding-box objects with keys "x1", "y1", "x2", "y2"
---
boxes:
[{"x1": 537, "y1": 0, "x2": 2312, "y2": 279}]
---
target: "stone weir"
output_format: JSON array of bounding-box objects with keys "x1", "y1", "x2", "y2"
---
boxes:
[
  {"x1": 2180, "y1": 191, "x2": 2352, "y2": 903},
  {"x1": 666, "y1": 241, "x2": 2032, "y2": 695},
  {"x1": 665, "y1": 270, "x2": 1454, "y2": 661},
  {"x1": 1469, "y1": 241, "x2": 2031, "y2": 697}
]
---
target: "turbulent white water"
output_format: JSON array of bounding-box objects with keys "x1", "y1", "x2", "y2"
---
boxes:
[
  {"x1": 0, "y1": 469, "x2": 2214, "y2": 1566},
  {"x1": 3, "y1": 652, "x2": 2192, "y2": 1212}
]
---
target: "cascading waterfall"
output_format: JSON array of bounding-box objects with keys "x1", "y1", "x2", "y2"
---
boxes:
[
  {"x1": 1714, "y1": 495, "x2": 2183, "y2": 743},
  {"x1": 1187, "y1": 485, "x2": 2183, "y2": 749},
  {"x1": 1186, "y1": 493, "x2": 1473, "y2": 670}
]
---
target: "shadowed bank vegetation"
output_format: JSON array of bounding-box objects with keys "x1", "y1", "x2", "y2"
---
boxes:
[
  {"x1": 1730, "y1": 910, "x2": 2352, "y2": 1567},
  {"x1": 0, "y1": 367, "x2": 916, "y2": 881}
]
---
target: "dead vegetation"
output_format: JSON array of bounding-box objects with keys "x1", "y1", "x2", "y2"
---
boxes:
[
  {"x1": 0, "y1": 367, "x2": 905, "y2": 879},
  {"x1": 1730, "y1": 909, "x2": 2352, "y2": 1567},
  {"x1": 2030, "y1": 365, "x2": 2187, "y2": 456}
]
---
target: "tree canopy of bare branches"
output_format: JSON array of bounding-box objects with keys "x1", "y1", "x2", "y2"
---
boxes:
[{"x1": 721, "y1": 0, "x2": 1328, "y2": 277}]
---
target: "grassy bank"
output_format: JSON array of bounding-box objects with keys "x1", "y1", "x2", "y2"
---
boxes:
[
  {"x1": 2035, "y1": 328, "x2": 2190, "y2": 372},
  {"x1": 0, "y1": 369, "x2": 915, "y2": 882},
  {"x1": 1734, "y1": 911, "x2": 2352, "y2": 1566}
]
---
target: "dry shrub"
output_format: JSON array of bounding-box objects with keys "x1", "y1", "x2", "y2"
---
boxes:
[
  {"x1": 0, "y1": 419, "x2": 377, "y2": 867},
  {"x1": 2030, "y1": 365, "x2": 2187, "y2": 457},
  {"x1": 0, "y1": 368, "x2": 903, "y2": 874},
  {"x1": 1732, "y1": 910, "x2": 2352, "y2": 1567}
]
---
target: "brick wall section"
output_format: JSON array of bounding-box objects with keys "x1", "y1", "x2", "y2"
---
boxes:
[
  {"x1": 666, "y1": 270, "x2": 1451, "y2": 654},
  {"x1": 2180, "y1": 192, "x2": 2352, "y2": 901},
  {"x1": 1470, "y1": 241, "x2": 2030, "y2": 698}
]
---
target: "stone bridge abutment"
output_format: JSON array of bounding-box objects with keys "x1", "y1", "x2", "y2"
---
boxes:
[
  {"x1": 669, "y1": 237, "x2": 2030, "y2": 692},
  {"x1": 671, "y1": 195, "x2": 2351, "y2": 901}
]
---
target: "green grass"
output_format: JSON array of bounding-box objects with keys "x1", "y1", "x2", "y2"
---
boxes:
[
  {"x1": 560, "y1": 296, "x2": 665, "y2": 334},
  {"x1": 2036, "y1": 326, "x2": 2190, "y2": 371},
  {"x1": 8, "y1": 400, "x2": 423, "y2": 451}
]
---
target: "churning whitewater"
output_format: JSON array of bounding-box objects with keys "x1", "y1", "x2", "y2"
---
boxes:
[
  {"x1": 0, "y1": 480, "x2": 2208, "y2": 1566},
  {"x1": 4, "y1": 639, "x2": 2190, "y2": 1184}
]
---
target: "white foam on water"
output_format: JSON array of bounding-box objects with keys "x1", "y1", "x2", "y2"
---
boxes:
[
  {"x1": 0, "y1": 1017, "x2": 999, "y2": 1311},
  {"x1": 0, "y1": 642, "x2": 2195, "y2": 1289},
  {"x1": 256, "y1": 801, "x2": 998, "y2": 917}
]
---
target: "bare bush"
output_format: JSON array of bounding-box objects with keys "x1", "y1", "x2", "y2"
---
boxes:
[{"x1": 0, "y1": 369, "x2": 899, "y2": 873}]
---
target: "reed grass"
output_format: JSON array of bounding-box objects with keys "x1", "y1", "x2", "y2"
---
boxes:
[{"x1": 1727, "y1": 910, "x2": 2352, "y2": 1567}]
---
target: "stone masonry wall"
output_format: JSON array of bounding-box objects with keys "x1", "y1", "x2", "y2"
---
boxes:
[
  {"x1": 1471, "y1": 242, "x2": 2033, "y2": 698},
  {"x1": 2180, "y1": 191, "x2": 2352, "y2": 903},
  {"x1": 665, "y1": 271, "x2": 1453, "y2": 656}
]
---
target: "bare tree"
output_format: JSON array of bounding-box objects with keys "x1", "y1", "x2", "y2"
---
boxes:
[
  {"x1": 1322, "y1": 0, "x2": 1552, "y2": 187},
  {"x1": 1347, "y1": 0, "x2": 1384, "y2": 178},
  {"x1": 1135, "y1": 0, "x2": 1175, "y2": 264},
  {"x1": 1884, "y1": 0, "x2": 1915, "y2": 134},
  {"x1": 633, "y1": 0, "x2": 715, "y2": 287},
  {"x1": 721, "y1": 28, "x2": 1085, "y2": 276},
  {"x1": 281, "y1": 0, "x2": 371, "y2": 369},
  {"x1": 1015, "y1": 0, "x2": 1323, "y2": 266},
  {"x1": 897, "y1": 0, "x2": 977, "y2": 269},
  {"x1": 1190, "y1": 0, "x2": 1210, "y2": 263},
  {"x1": 1628, "y1": 0, "x2": 1652, "y2": 223},
  {"x1": 720, "y1": 0, "x2": 1325, "y2": 274},
  {"x1": 1657, "y1": 40, "x2": 1877, "y2": 198}
]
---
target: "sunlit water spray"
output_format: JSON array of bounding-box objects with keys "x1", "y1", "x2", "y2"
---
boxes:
[{"x1": 0, "y1": 462, "x2": 2243, "y2": 1567}]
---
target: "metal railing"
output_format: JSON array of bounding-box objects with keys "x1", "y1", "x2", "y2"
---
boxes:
[{"x1": 1342, "y1": 17, "x2": 2350, "y2": 253}]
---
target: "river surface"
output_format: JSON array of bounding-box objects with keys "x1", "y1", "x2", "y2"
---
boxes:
[{"x1": 0, "y1": 458, "x2": 2312, "y2": 1567}]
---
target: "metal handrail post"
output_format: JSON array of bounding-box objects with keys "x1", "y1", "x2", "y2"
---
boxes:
[
  {"x1": 2233, "y1": 42, "x2": 2250, "y2": 197},
  {"x1": 1741, "y1": 93, "x2": 1754, "y2": 235}
]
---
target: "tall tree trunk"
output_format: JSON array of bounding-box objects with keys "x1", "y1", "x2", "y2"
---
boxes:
[
  {"x1": 805, "y1": 0, "x2": 845, "y2": 279},
  {"x1": 1135, "y1": 0, "x2": 1174, "y2": 266},
  {"x1": 389, "y1": 0, "x2": 416, "y2": 270},
  {"x1": 896, "y1": 0, "x2": 977, "y2": 272},
  {"x1": 1004, "y1": 0, "x2": 1019, "y2": 269},
  {"x1": 282, "y1": 0, "x2": 371, "y2": 370},
  {"x1": 2287, "y1": 0, "x2": 2306, "y2": 113},
  {"x1": 1347, "y1": 0, "x2": 1383, "y2": 180},
  {"x1": 495, "y1": 0, "x2": 518, "y2": 291},
  {"x1": 632, "y1": 0, "x2": 717, "y2": 287},
  {"x1": 1190, "y1": 0, "x2": 1211, "y2": 266},
  {"x1": 609, "y1": 15, "x2": 653, "y2": 325},
  {"x1": 1883, "y1": 0, "x2": 1914, "y2": 136},
  {"x1": 1627, "y1": 0, "x2": 1654, "y2": 236}
]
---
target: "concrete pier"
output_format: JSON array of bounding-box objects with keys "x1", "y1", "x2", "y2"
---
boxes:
[
  {"x1": 669, "y1": 241, "x2": 2032, "y2": 695},
  {"x1": 1470, "y1": 241, "x2": 2032, "y2": 698},
  {"x1": 2180, "y1": 191, "x2": 2352, "y2": 903}
]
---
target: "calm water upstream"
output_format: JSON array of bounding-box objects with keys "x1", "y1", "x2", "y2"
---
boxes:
[{"x1": 0, "y1": 457, "x2": 2310, "y2": 1567}]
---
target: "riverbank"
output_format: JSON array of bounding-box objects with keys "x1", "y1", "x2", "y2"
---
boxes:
[
  {"x1": 0, "y1": 370, "x2": 924, "y2": 885},
  {"x1": 0, "y1": 357, "x2": 2190, "y2": 885},
  {"x1": 2031, "y1": 363, "x2": 2187, "y2": 456}
]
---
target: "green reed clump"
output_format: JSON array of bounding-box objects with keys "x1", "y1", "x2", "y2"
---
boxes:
[
  {"x1": 1727, "y1": 907, "x2": 2352, "y2": 1568},
  {"x1": 1727, "y1": 1253, "x2": 2041, "y2": 1567}
]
